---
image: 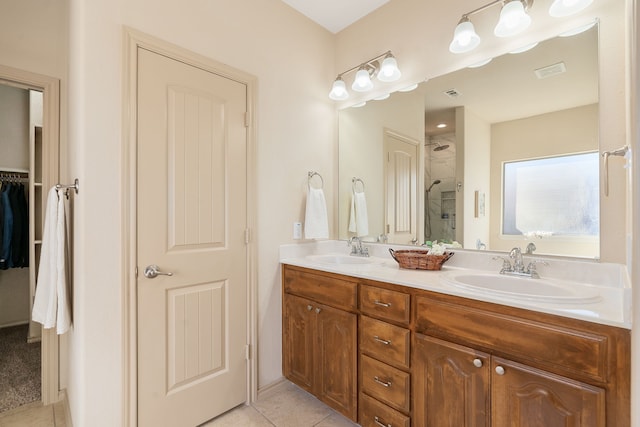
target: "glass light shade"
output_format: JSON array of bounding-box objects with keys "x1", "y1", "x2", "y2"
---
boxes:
[
  {"x1": 509, "y1": 42, "x2": 538, "y2": 54},
  {"x1": 549, "y1": 0, "x2": 593, "y2": 17},
  {"x1": 449, "y1": 19, "x2": 481, "y2": 53},
  {"x1": 377, "y1": 56, "x2": 401, "y2": 82},
  {"x1": 352, "y1": 68, "x2": 374, "y2": 92},
  {"x1": 329, "y1": 77, "x2": 349, "y2": 101},
  {"x1": 494, "y1": 0, "x2": 531, "y2": 37}
]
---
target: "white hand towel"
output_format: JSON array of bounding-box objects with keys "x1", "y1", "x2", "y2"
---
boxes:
[
  {"x1": 32, "y1": 188, "x2": 71, "y2": 334},
  {"x1": 348, "y1": 191, "x2": 369, "y2": 237},
  {"x1": 304, "y1": 187, "x2": 329, "y2": 239}
]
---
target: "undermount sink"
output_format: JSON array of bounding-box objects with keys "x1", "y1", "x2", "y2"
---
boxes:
[
  {"x1": 442, "y1": 271, "x2": 602, "y2": 304},
  {"x1": 306, "y1": 254, "x2": 379, "y2": 265}
]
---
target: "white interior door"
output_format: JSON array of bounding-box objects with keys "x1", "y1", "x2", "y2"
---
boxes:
[
  {"x1": 136, "y1": 47, "x2": 248, "y2": 427},
  {"x1": 384, "y1": 131, "x2": 419, "y2": 244}
]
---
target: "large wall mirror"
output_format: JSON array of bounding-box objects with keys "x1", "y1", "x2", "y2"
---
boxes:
[{"x1": 338, "y1": 23, "x2": 599, "y2": 259}]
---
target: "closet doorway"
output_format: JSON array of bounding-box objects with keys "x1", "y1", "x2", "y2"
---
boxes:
[{"x1": 0, "y1": 64, "x2": 61, "y2": 413}]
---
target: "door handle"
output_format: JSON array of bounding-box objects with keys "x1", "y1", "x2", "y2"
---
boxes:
[{"x1": 143, "y1": 265, "x2": 174, "y2": 279}]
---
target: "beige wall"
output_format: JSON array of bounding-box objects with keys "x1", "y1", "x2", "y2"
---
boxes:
[{"x1": 461, "y1": 107, "x2": 491, "y2": 250}]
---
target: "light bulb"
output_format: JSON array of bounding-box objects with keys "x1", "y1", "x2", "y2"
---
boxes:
[
  {"x1": 494, "y1": 1, "x2": 531, "y2": 37},
  {"x1": 377, "y1": 55, "x2": 401, "y2": 82},
  {"x1": 449, "y1": 19, "x2": 481, "y2": 53},
  {"x1": 352, "y1": 67, "x2": 373, "y2": 92},
  {"x1": 328, "y1": 77, "x2": 349, "y2": 101}
]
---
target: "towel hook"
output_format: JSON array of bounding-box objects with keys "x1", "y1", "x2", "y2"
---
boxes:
[
  {"x1": 308, "y1": 171, "x2": 324, "y2": 189},
  {"x1": 352, "y1": 177, "x2": 365, "y2": 193},
  {"x1": 55, "y1": 178, "x2": 80, "y2": 200}
]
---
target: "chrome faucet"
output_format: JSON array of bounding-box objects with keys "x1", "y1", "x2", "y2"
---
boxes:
[
  {"x1": 347, "y1": 236, "x2": 369, "y2": 257},
  {"x1": 493, "y1": 246, "x2": 548, "y2": 279},
  {"x1": 509, "y1": 247, "x2": 525, "y2": 273}
]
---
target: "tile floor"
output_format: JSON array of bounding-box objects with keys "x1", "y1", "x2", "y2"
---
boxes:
[{"x1": 0, "y1": 381, "x2": 359, "y2": 427}]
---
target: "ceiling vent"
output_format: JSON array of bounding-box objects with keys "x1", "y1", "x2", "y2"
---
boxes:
[
  {"x1": 534, "y1": 62, "x2": 567, "y2": 79},
  {"x1": 444, "y1": 88, "x2": 461, "y2": 98}
]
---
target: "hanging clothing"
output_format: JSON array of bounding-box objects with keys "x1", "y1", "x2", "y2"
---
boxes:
[
  {"x1": 0, "y1": 180, "x2": 29, "y2": 269},
  {"x1": 0, "y1": 183, "x2": 14, "y2": 270}
]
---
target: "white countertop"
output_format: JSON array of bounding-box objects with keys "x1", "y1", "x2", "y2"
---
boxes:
[{"x1": 280, "y1": 241, "x2": 631, "y2": 329}]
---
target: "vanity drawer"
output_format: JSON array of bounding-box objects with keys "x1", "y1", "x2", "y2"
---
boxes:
[
  {"x1": 360, "y1": 316, "x2": 410, "y2": 369},
  {"x1": 414, "y1": 295, "x2": 608, "y2": 382},
  {"x1": 360, "y1": 284, "x2": 410, "y2": 325},
  {"x1": 361, "y1": 354, "x2": 410, "y2": 413},
  {"x1": 283, "y1": 266, "x2": 357, "y2": 311},
  {"x1": 359, "y1": 393, "x2": 410, "y2": 427}
]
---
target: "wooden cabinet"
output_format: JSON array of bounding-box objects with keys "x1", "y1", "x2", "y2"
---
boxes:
[
  {"x1": 414, "y1": 293, "x2": 628, "y2": 427},
  {"x1": 413, "y1": 334, "x2": 490, "y2": 427},
  {"x1": 414, "y1": 334, "x2": 606, "y2": 426},
  {"x1": 282, "y1": 265, "x2": 630, "y2": 427},
  {"x1": 282, "y1": 266, "x2": 358, "y2": 421},
  {"x1": 359, "y1": 284, "x2": 412, "y2": 426}
]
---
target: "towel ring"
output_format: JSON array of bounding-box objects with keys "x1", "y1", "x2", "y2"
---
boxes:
[
  {"x1": 308, "y1": 171, "x2": 324, "y2": 189},
  {"x1": 352, "y1": 177, "x2": 365, "y2": 193}
]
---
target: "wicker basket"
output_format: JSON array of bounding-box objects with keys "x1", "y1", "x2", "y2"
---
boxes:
[{"x1": 389, "y1": 248, "x2": 454, "y2": 270}]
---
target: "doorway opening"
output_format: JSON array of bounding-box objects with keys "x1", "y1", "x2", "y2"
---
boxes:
[{"x1": 0, "y1": 65, "x2": 62, "y2": 413}]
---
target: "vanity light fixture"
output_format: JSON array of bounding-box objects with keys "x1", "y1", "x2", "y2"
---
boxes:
[
  {"x1": 449, "y1": 0, "x2": 593, "y2": 54},
  {"x1": 328, "y1": 51, "x2": 402, "y2": 100},
  {"x1": 449, "y1": 0, "x2": 533, "y2": 54},
  {"x1": 509, "y1": 41, "x2": 539, "y2": 53}
]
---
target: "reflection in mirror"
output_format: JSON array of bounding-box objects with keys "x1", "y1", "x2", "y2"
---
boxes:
[{"x1": 339, "y1": 23, "x2": 599, "y2": 258}]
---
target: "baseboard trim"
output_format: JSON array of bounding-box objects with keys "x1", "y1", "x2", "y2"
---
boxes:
[{"x1": 58, "y1": 389, "x2": 73, "y2": 427}]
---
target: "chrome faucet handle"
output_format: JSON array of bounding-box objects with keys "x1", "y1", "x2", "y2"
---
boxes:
[
  {"x1": 493, "y1": 256, "x2": 512, "y2": 273},
  {"x1": 526, "y1": 260, "x2": 549, "y2": 279},
  {"x1": 526, "y1": 242, "x2": 536, "y2": 254}
]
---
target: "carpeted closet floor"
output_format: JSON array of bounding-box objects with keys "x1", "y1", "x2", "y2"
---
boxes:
[{"x1": 0, "y1": 324, "x2": 40, "y2": 413}]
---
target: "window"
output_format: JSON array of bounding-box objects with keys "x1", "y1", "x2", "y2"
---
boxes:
[{"x1": 502, "y1": 152, "x2": 599, "y2": 237}]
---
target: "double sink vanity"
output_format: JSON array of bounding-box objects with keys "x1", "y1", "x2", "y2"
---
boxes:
[{"x1": 280, "y1": 241, "x2": 630, "y2": 426}]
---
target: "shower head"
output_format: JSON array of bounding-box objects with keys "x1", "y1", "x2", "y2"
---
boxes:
[
  {"x1": 427, "y1": 179, "x2": 441, "y2": 192},
  {"x1": 433, "y1": 143, "x2": 450, "y2": 152}
]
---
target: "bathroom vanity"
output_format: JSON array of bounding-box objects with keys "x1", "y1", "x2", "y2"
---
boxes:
[{"x1": 281, "y1": 243, "x2": 630, "y2": 427}]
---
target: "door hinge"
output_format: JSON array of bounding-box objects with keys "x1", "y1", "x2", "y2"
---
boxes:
[
  {"x1": 244, "y1": 111, "x2": 250, "y2": 128},
  {"x1": 244, "y1": 228, "x2": 251, "y2": 244},
  {"x1": 245, "y1": 344, "x2": 251, "y2": 360}
]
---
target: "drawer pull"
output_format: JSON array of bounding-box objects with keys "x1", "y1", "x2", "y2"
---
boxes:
[
  {"x1": 473, "y1": 358, "x2": 483, "y2": 368},
  {"x1": 315, "y1": 307, "x2": 322, "y2": 314},
  {"x1": 374, "y1": 300, "x2": 391, "y2": 308},
  {"x1": 307, "y1": 305, "x2": 313, "y2": 311},
  {"x1": 374, "y1": 416, "x2": 392, "y2": 427},
  {"x1": 495, "y1": 366, "x2": 506, "y2": 376},
  {"x1": 373, "y1": 376, "x2": 392, "y2": 387},
  {"x1": 373, "y1": 336, "x2": 391, "y2": 345}
]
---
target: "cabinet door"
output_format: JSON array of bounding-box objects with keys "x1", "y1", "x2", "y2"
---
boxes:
[
  {"x1": 414, "y1": 334, "x2": 490, "y2": 427},
  {"x1": 316, "y1": 303, "x2": 358, "y2": 421},
  {"x1": 283, "y1": 294, "x2": 315, "y2": 392},
  {"x1": 492, "y1": 357, "x2": 606, "y2": 427}
]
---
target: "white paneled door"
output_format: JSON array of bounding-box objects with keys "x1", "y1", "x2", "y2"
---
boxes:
[
  {"x1": 136, "y1": 47, "x2": 248, "y2": 426},
  {"x1": 384, "y1": 131, "x2": 419, "y2": 244}
]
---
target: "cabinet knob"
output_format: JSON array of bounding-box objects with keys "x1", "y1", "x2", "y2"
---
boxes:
[
  {"x1": 473, "y1": 358, "x2": 483, "y2": 368},
  {"x1": 315, "y1": 308, "x2": 322, "y2": 314},
  {"x1": 307, "y1": 305, "x2": 313, "y2": 311},
  {"x1": 495, "y1": 366, "x2": 505, "y2": 376}
]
